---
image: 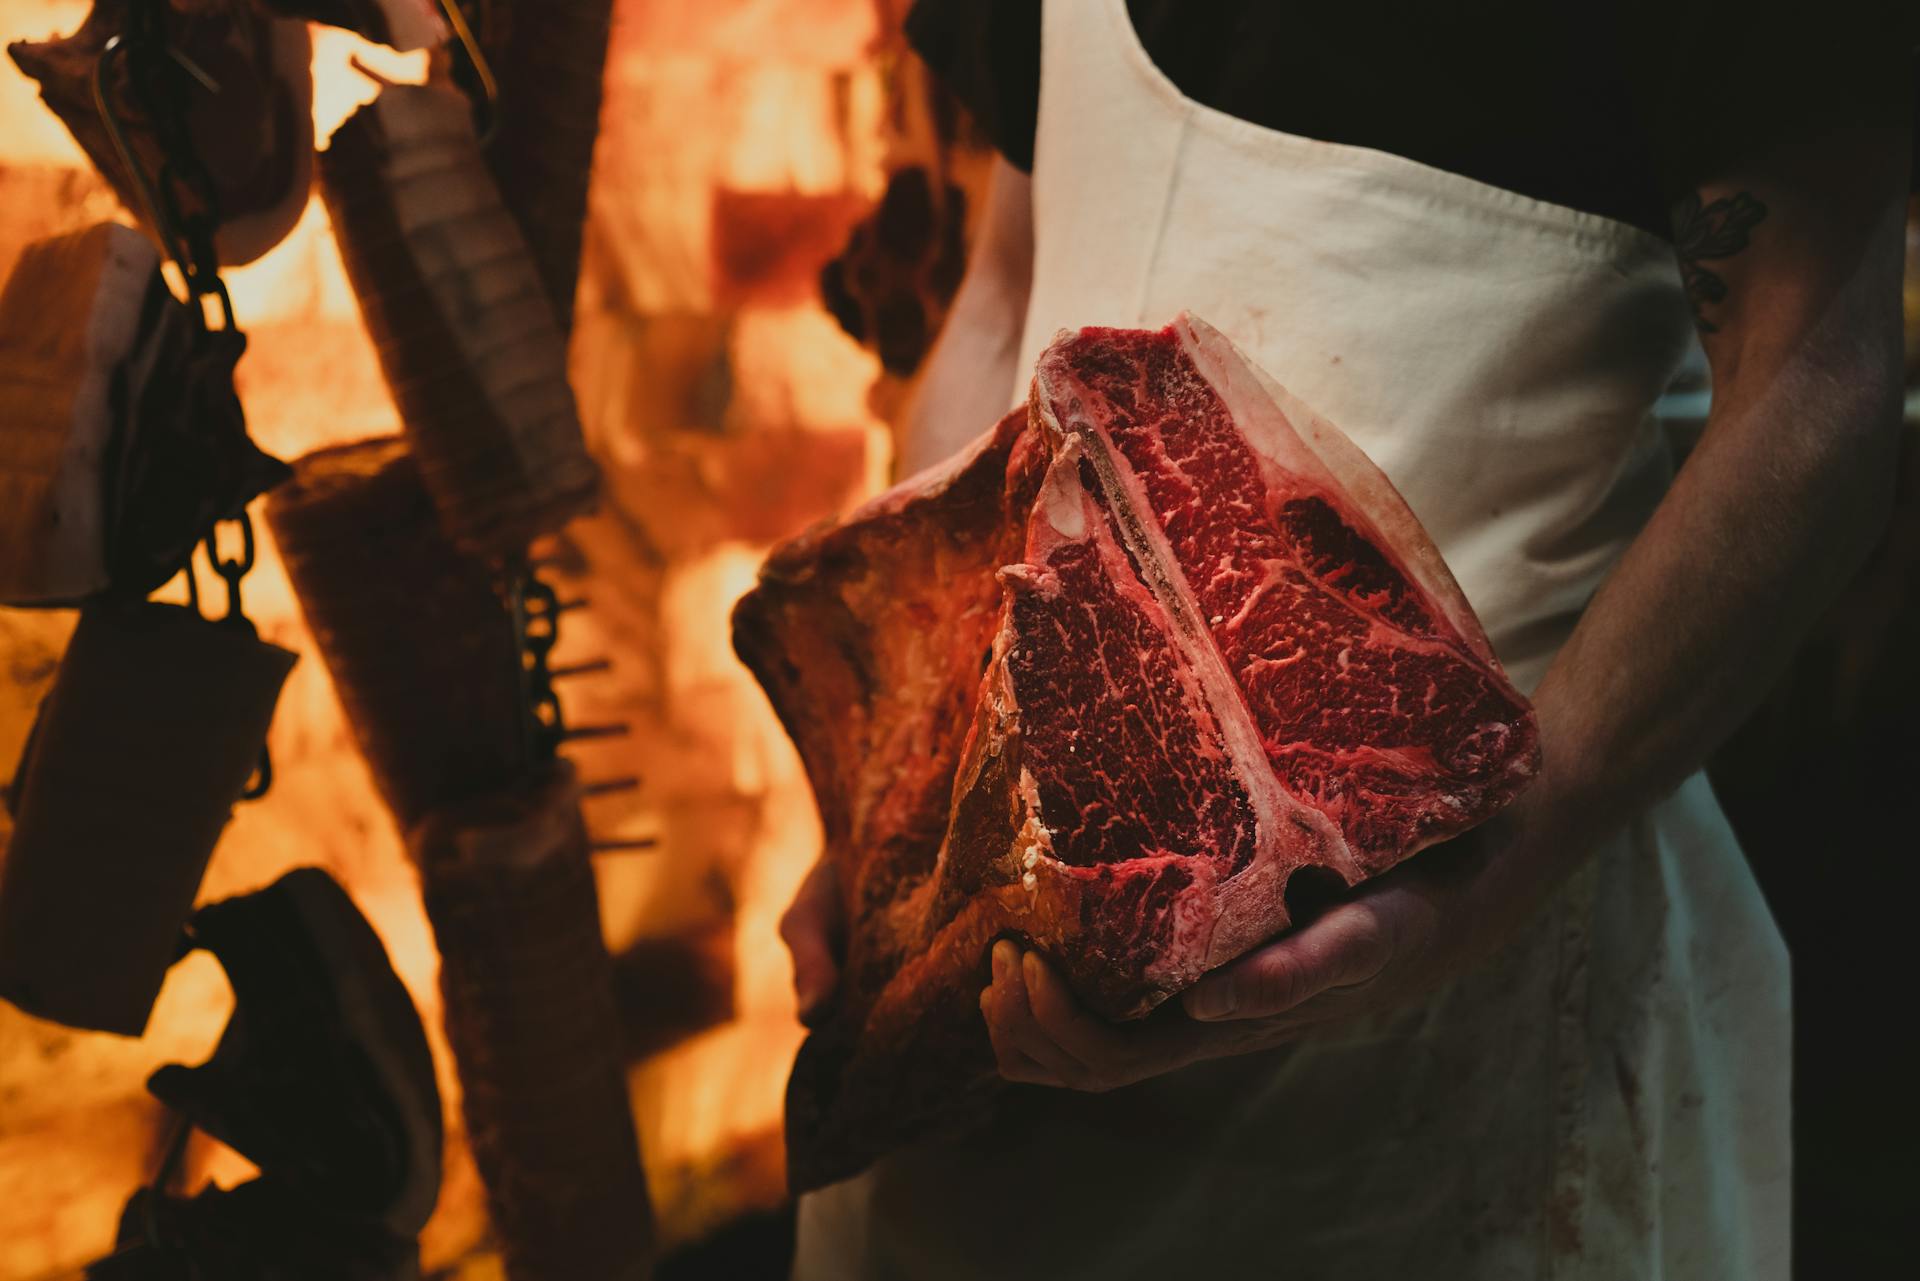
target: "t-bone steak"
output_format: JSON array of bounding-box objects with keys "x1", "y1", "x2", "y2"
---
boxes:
[{"x1": 732, "y1": 313, "x2": 1539, "y2": 1192}]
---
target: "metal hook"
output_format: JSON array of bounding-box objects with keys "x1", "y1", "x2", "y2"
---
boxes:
[
  {"x1": 206, "y1": 513, "x2": 257, "y2": 578},
  {"x1": 203, "y1": 515, "x2": 256, "y2": 623},
  {"x1": 164, "y1": 45, "x2": 219, "y2": 94},
  {"x1": 436, "y1": 0, "x2": 499, "y2": 145},
  {"x1": 91, "y1": 35, "x2": 236, "y2": 332},
  {"x1": 92, "y1": 36, "x2": 190, "y2": 277},
  {"x1": 199, "y1": 514, "x2": 274, "y2": 801}
]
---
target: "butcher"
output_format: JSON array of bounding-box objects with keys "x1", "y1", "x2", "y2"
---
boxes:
[{"x1": 783, "y1": 2, "x2": 1913, "y2": 1276}]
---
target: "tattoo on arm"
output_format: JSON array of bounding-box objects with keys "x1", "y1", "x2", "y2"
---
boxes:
[{"x1": 1671, "y1": 191, "x2": 1769, "y2": 333}]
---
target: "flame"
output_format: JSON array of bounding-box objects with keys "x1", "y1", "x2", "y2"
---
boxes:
[{"x1": 0, "y1": 0, "x2": 893, "y2": 1274}]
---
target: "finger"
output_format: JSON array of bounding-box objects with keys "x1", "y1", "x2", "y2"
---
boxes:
[
  {"x1": 979, "y1": 988, "x2": 1065, "y2": 1086},
  {"x1": 1183, "y1": 901, "x2": 1392, "y2": 1021},
  {"x1": 982, "y1": 941, "x2": 1093, "y2": 1087},
  {"x1": 1249, "y1": 981, "x2": 1381, "y2": 1033},
  {"x1": 1019, "y1": 952, "x2": 1205, "y2": 1090},
  {"x1": 1020, "y1": 951, "x2": 1137, "y2": 1070},
  {"x1": 780, "y1": 859, "x2": 843, "y2": 1022}
]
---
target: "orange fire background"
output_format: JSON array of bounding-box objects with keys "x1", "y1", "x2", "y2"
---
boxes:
[
  {"x1": 4, "y1": 3, "x2": 1917, "y2": 1278},
  {"x1": 0, "y1": 1, "x2": 952, "y2": 1275}
]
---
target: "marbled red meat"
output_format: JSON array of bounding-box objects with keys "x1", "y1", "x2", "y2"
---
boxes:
[
  {"x1": 1035, "y1": 318, "x2": 1536, "y2": 873},
  {"x1": 1004, "y1": 466, "x2": 1256, "y2": 877},
  {"x1": 734, "y1": 314, "x2": 1538, "y2": 1192}
]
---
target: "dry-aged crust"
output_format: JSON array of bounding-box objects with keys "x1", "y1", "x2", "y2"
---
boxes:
[
  {"x1": 734, "y1": 410, "x2": 1036, "y2": 998},
  {"x1": 738, "y1": 316, "x2": 1540, "y2": 1191},
  {"x1": 733, "y1": 410, "x2": 1038, "y2": 1189}
]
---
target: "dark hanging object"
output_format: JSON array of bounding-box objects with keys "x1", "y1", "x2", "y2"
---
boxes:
[
  {"x1": 413, "y1": 769, "x2": 655, "y2": 1281},
  {"x1": 0, "y1": 223, "x2": 179, "y2": 605},
  {"x1": 6, "y1": 0, "x2": 315, "y2": 267},
  {"x1": 90, "y1": 868, "x2": 442, "y2": 1280},
  {"x1": 457, "y1": 0, "x2": 617, "y2": 331},
  {"x1": 0, "y1": 223, "x2": 287, "y2": 605},
  {"x1": 819, "y1": 165, "x2": 969, "y2": 376},
  {"x1": 0, "y1": 600, "x2": 296, "y2": 1036},
  {"x1": 254, "y1": 0, "x2": 447, "y2": 51},
  {"x1": 265, "y1": 436, "x2": 533, "y2": 829},
  {"x1": 317, "y1": 83, "x2": 599, "y2": 559},
  {"x1": 149, "y1": 868, "x2": 445, "y2": 1235},
  {"x1": 269, "y1": 445, "x2": 653, "y2": 1281},
  {"x1": 105, "y1": 291, "x2": 290, "y2": 596},
  {"x1": 91, "y1": 1181, "x2": 423, "y2": 1281}
]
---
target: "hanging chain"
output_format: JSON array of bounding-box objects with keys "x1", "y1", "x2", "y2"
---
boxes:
[
  {"x1": 508, "y1": 560, "x2": 566, "y2": 763},
  {"x1": 438, "y1": 3, "x2": 561, "y2": 765},
  {"x1": 97, "y1": 2, "x2": 272, "y2": 798},
  {"x1": 97, "y1": 5, "x2": 231, "y2": 332},
  {"x1": 205, "y1": 516, "x2": 271, "y2": 798},
  {"x1": 204, "y1": 513, "x2": 255, "y2": 623},
  {"x1": 434, "y1": 5, "x2": 634, "y2": 805}
]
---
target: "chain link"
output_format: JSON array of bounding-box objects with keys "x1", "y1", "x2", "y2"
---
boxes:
[
  {"x1": 438, "y1": 6, "x2": 570, "y2": 768},
  {"x1": 99, "y1": 1, "x2": 273, "y2": 797},
  {"x1": 203, "y1": 513, "x2": 256, "y2": 622},
  {"x1": 109, "y1": 3, "x2": 232, "y2": 329},
  {"x1": 508, "y1": 561, "x2": 567, "y2": 762}
]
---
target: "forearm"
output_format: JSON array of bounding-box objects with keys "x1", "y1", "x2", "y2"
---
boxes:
[
  {"x1": 1481, "y1": 107, "x2": 1914, "y2": 909},
  {"x1": 896, "y1": 282, "x2": 1026, "y2": 475},
  {"x1": 1532, "y1": 341, "x2": 1903, "y2": 839},
  {"x1": 897, "y1": 159, "x2": 1034, "y2": 476}
]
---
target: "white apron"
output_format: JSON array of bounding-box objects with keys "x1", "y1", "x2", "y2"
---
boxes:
[{"x1": 795, "y1": 2, "x2": 1790, "y2": 1276}]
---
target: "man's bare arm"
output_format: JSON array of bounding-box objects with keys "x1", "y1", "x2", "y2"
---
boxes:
[
  {"x1": 1526, "y1": 121, "x2": 1910, "y2": 859},
  {"x1": 895, "y1": 156, "x2": 1034, "y2": 475}
]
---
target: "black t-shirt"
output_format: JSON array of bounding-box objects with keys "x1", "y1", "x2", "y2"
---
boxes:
[{"x1": 906, "y1": 0, "x2": 1916, "y2": 240}]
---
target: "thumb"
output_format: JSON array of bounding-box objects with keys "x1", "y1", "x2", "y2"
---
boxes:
[
  {"x1": 1183, "y1": 902, "x2": 1390, "y2": 1022},
  {"x1": 780, "y1": 858, "x2": 843, "y2": 1023}
]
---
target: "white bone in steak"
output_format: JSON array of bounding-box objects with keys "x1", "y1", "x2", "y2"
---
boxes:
[{"x1": 735, "y1": 315, "x2": 1539, "y2": 1190}]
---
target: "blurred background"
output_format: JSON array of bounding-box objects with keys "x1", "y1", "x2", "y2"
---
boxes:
[
  {"x1": 0, "y1": 0, "x2": 995, "y2": 1274},
  {"x1": 0, "y1": 1, "x2": 1913, "y2": 1276}
]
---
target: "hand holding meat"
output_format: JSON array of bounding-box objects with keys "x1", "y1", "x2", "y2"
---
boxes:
[
  {"x1": 781, "y1": 856, "x2": 846, "y2": 1027},
  {"x1": 981, "y1": 784, "x2": 1563, "y2": 1091},
  {"x1": 742, "y1": 316, "x2": 1541, "y2": 1188}
]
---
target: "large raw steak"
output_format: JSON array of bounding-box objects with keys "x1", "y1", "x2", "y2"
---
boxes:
[{"x1": 733, "y1": 314, "x2": 1539, "y2": 1191}]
